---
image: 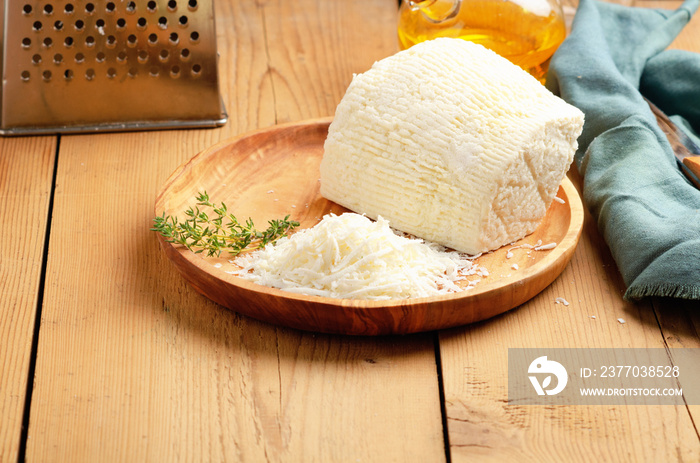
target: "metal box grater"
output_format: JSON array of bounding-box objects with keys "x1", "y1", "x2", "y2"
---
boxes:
[{"x1": 0, "y1": 0, "x2": 227, "y2": 135}]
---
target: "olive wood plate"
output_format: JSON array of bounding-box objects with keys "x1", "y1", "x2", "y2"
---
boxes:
[{"x1": 155, "y1": 117, "x2": 584, "y2": 336}]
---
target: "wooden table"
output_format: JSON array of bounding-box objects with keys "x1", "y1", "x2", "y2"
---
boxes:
[{"x1": 2, "y1": 0, "x2": 699, "y2": 461}]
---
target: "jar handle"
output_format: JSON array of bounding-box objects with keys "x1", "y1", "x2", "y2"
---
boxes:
[{"x1": 407, "y1": 0, "x2": 461, "y2": 23}]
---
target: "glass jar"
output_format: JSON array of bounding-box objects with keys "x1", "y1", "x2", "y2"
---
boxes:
[{"x1": 398, "y1": 0, "x2": 566, "y2": 83}]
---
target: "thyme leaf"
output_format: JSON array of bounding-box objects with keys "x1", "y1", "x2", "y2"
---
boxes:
[{"x1": 152, "y1": 191, "x2": 299, "y2": 257}]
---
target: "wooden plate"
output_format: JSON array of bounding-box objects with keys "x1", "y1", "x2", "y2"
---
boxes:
[{"x1": 155, "y1": 117, "x2": 584, "y2": 336}]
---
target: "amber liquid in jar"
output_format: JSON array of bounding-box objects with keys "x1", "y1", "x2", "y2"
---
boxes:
[{"x1": 398, "y1": 0, "x2": 566, "y2": 83}]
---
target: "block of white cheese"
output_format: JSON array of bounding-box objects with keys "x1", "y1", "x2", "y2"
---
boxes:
[{"x1": 320, "y1": 37, "x2": 584, "y2": 255}]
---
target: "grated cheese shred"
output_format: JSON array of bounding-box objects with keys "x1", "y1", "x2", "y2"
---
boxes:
[{"x1": 230, "y1": 213, "x2": 485, "y2": 300}]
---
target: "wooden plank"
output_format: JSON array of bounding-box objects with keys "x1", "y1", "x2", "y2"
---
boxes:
[
  {"x1": 0, "y1": 136, "x2": 55, "y2": 463},
  {"x1": 654, "y1": 298, "x2": 700, "y2": 432},
  {"x1": 25, "y1": 1, "x2": 446, "y2": 461},
  {"x1": 261, "y1": 0, "x2": 400, "y2": 123},
  {"x1": 440, "y1": 189, "x2": 700, "y2": 461},
  {"x1": 440, "y1": 1, "x2": 700, "y2": 459},
  {"x1": 624, "y1": 0, "x2": 700, "y2": 449}
]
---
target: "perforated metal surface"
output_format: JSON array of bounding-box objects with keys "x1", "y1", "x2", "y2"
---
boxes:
[{"x1": 0, "y1": 0, "x2": 227, "y2": 134}]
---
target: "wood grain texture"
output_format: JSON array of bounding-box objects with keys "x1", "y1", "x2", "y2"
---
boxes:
[
  {"x1": 0, "y1": 137, "x2": 55, "y2": 463},
  {"x1": 25, "y1": 1, "x2": 446, "y2": 462},
  {"x1": 440, "y1": 179, "x2": 700, "y2": 461},
  {"x1": 440, "y1": 1, "x2": 700, "y2": 459},
  {"x1": 684, "y1": 156, "x2": 700, "y2": 181},
  {"x1": 647, "y1": 0, "x2": 700, "y2": 433},
  {"x1": 9, "y1": 0, "x2": 699, "y2": 461},
  {"x1": 154, "y1": 118, "x2": 583, "y2": 335}
]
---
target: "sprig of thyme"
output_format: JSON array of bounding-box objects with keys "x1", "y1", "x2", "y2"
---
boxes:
[{"x1": 152, "y1": 191, "x2": 300, "y2": 257}]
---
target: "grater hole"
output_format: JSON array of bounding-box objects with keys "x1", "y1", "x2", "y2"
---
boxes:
[
  {"x1": 64, "y1": 3, "x2": 74, "y2": 14},
  {"x1": 75, "y1": 19, "x2": 85, "y2": 31},
  {"x1": 106, "y1": 35, "x2": 117, "y2": 48},
  {"x1": 126, "y1": 2, "x2": 136, "y2": 14},
  {"x1": 158, "y1": 16, "x2": 168, "y2": 29},
  {"x1": 43, "y1": 70, "x2": 52, "y2": 81},
  {"x1": 85, "y1": 36, "x2": 95, "y2": 48},
  {"x1": 117, "y1": 51, "x2": 127, "y2": 62},
  {"x1": 43, "y1": 4, "x2": 53, "y2": 15},
  {"x1": 43, "y1": 37, "x2": 53, "y2": 48},
  {"x1": 85, "y1": 68, "x2": 96, "y2": 80},
  {"x1": 64, "y1": 36, "x2": 74, "y2": 47},
  {"x1": 54, "y1": 53, "x2": 63, "y2": 64},
  {"x1": 191, "y1": 63, "x2": 201, "y2": 77},
  {"x1": 22, "y1": 37, "x2": 32, "y2": 48},
  {"x1": 188, "y1": 0, "x2": 198, "y2": 11},
  {"x1": 178, "y1": 15, "x2": 188, "y2": 27},
  {"x1": 75, "y1": 52, "x2": 85, "y2": 63},
  {"x1": 96, "y1": 18, "x2": 106, "y2": 29},
  {"x1": 23, "y1": 4, "x2": 32, "y2": 15},
  {"x1": 32, "y1": 54, "x2": 42, "y2": 65},
  {"x1": 85, "y1": 3, "x2": 95, "y2": 14},
  {"x1": 116, "y1": 18, "x2": 126, "y2": 29},
  {"x1": 54, "y1": 20, "x2": 64, "y2": 31},
  {"x1": 159, "y1": 49, "x2": 169, "y2": 62},
  {"x1": 169, "y1": 32, "x2": 179, "y2": 45},
  {"x1": 149, "y1": 66, "x2": 160, "y2": 77},
  {"x1": 137, "y1": 50, "x2": 148, "y2": 63},
  {"x1": 148, "y1": 33, "x2": 158, "y2": 45},
  {"x1": 64, "y1": 69, "x2": 73, "y2": 80},
  {"x1": 189, "y1": 31, "x2": 199, "y2": 43},
  {"x1": 96, "y1": 51, "x2": 106, "y2": 62},
  {"x1": 128, "y1": 67, "x2": 138, "y2": 77},
  {"x1": 147, "y1": 1, "x2": 157, "y2": 13},
  {"x1": 137, "y1": 17, "x2": 147, "y2": 29},
  {"x1": 127, "y1": 34, "x2": 138, "y2": 47},
  {"x1": 21, "y1": 70, "x2": 31, "y2": 81},
  {"x1": 106, "y1": 2, "x2": 116, "y2": 13},
  {"x1": 180, "y1": 48, "x2": 190, "y2": 60},
  {"x1": 107, "y1": 67, "x2": 117, "y2": 78},
  {"x1": 33, "y1": 21, "x2": 43, "y2": 31},
  {"x1": 170, "y1": 65, "x2": 180, "y2": 78},
  {"x1": 168, "y1": 0, "x2": 177, "y2": 12}
]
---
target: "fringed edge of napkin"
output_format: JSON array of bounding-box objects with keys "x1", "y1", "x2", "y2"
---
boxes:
[{"x1": 626, "y1": 282, "x2": 700, "y2": 301}]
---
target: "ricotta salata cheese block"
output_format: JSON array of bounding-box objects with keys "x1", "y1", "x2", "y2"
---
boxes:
[{"x1": 320, "y1": 37, "x2": 584, "y2": 255}]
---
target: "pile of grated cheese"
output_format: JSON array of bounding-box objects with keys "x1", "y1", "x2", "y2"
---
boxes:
[{"x1": 229, "y1": 213, "x2": 487, "y2": 300}]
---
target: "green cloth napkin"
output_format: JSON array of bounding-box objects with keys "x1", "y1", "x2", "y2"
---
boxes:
[{"x1": 546, "y1": 0, "x2": 700, "y2": 301}]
